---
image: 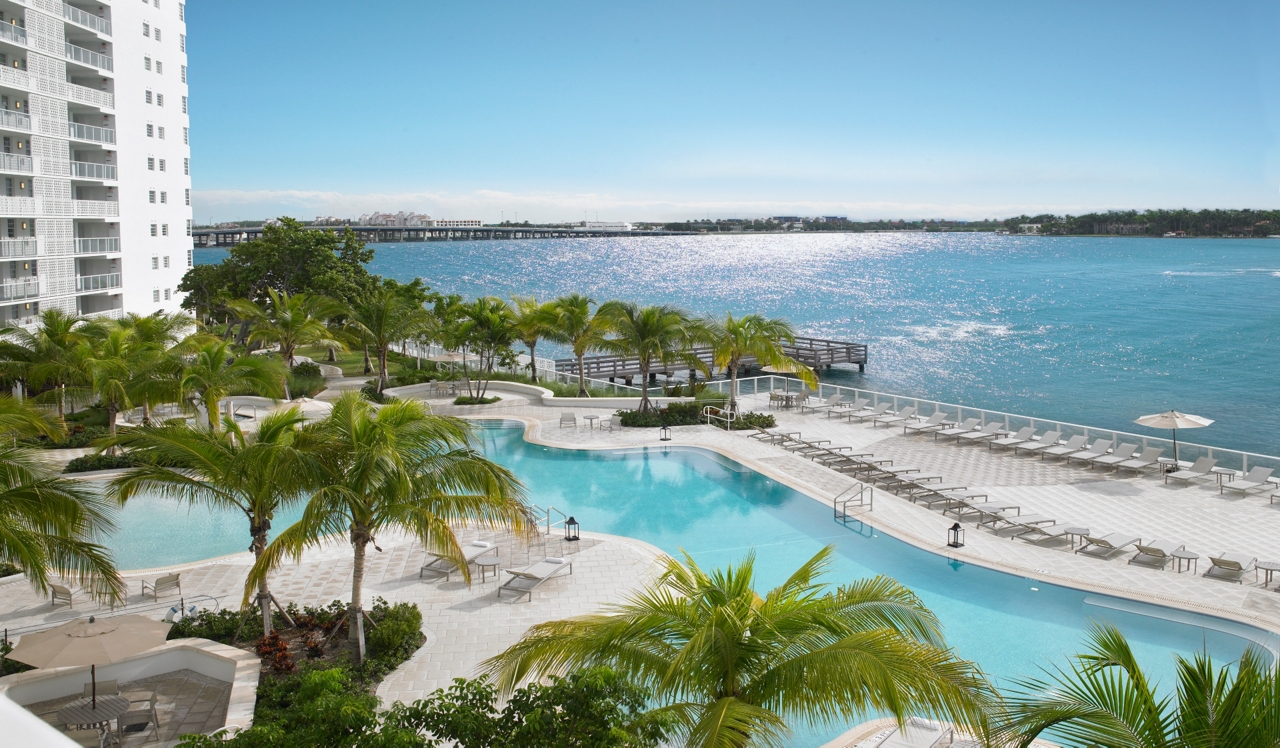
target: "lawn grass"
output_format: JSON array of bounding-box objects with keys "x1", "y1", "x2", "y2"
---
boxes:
[{"x1": 296, "y1": 346, "x2": 418, "y2": 378}]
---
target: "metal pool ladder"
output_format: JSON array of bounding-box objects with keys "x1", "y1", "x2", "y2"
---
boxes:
[
  {"x1": 834, "y1": 484, "x2": 873, "y2": 524},
  {"x1": 702, "y1": 406, "x2": 735, "y2": 429}
]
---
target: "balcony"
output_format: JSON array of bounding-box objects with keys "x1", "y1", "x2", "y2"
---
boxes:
[
  {"x1": 69, "y1": 161, "x2": 115, "y2": 180},
  {"x1": 0, "y1": 278, "x2": 39, "y2": 301},
  {"x1": 0, "y1": 237, "x2": 36, "y2": 258},
  {"x1": 68, "y1": 121, "x2": 115, "y2": 144},
  {"x1": 76, "y1": 273, "x2": 120, "y2": 292},
  {"x1": 0, "y1": 196, "x2": 36, "y2": 215},
  {"x1": 0, "y1": 152, "x2": 32, "y2": 174},
  {"x1": 72, "y1": 199, "x2": 118, "y2": 218},
  {"x1": 65, "y1": 43, "x2": 112, "y2": 72},
  {"x1": 0, "y1": 109, "x2": 31, "y2": 132},
  {"x1": 75, "y1": 237, "x2": 118, "y2": 254},
  {"x1": 67, "y1": 83, "x2": 113, "y2": 110},
  {"x1": 0, "y1": 22, "x2": 27, "y2": 46},
  {"x1": 63, "y1": 4, "x2": 111, "y2": 36}
]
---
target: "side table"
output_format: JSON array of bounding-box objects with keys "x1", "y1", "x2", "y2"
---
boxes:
[
  {"x1": 583, "y1": 414, "x2": 600, "y2": 430},
  {"x1": 1062, "y1": 527, "x2": 1090, "y2": 548},
  {"x1": 475, "y1": 556, "x2": 501, "y2": 583},
  {"x1": 1171, "y1": 549, "x2": 1199, "y2": 574},
  {"x1": 1256, "y1": 560, "x2": 1280, "y2": 587}
]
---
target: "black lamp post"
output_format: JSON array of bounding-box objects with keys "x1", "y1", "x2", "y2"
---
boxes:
[
  {"x1": 947, "y1": 522, "x2": 965, "y2": 548},
  {"x1": 659, "y1": 425, "x2": 671, "y2": 442},
  {"x1": 564, "y1": 516, "x2": 580, "y2": 542}
]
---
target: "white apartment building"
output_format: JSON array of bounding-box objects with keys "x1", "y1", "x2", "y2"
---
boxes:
[{"x1": 0, "y1": 0, "x2": 192, "y2": 329}]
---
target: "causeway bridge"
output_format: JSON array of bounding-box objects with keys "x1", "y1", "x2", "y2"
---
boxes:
[
  {"x1": 555, "y1": 336, "x2": 868, "y2": 384},
  {"x1": 193, "y1": 225, "x2": 692, "y2": 248}
]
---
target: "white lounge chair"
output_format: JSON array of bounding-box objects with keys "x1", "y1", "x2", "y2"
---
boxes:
[
  {"x1": 559, "y1": 412, "x2": 577, "y2": 428},
  {"x1": 989, "y1": 426, "x2": 1036, "y2": 451},
  {"x1": 51, "y1": 583, "x2": 73, "y2": 608},
  {"x1": 956, "y1": 422, "x2": 1005, "y2": 443},
  {"x1": 993, "y1": 513, "x2": 1057, "y2": 535},
  {"x1": 963, "y1": 501, "x2": 1023, "y2": 527},
  {"x1": 903, "y1": 411, "x2": 950, "y2": 434},
  {"x1": 1221, "y1": 466, "x2": 1275, "y2": 496},
  {"x1": 420, "y1": 540, "x2": 496, "y2": 580},
  {"x1": 1013, "y1": 430, "x2": 1062, "y2": 456},
  {"x1": 1018, "y1": 523, "x2": 1075, "y2": 544},
  {"x1": 934, "y1": 418, "x2": 981, "y2": 442},
  {"x1": 1203, "y1": 552, "x2": 1256, "y2": 584},
  {"x1": 1065, "y1": 438, "x2": 1112, "y2": 466},
  {"x1": 1165, "y1": 456, "x2": 1217, "y2": 485},
  {"x1": 873, "y1": 406, "x2": 917, "y2": 428},
  {"x1": 1128, "y1": 539, "x2": 1185, "y2": 569},
  {"x1": 1117, "y1": 446, "x2": 1164, "y2": 473},
  {"x1": 847, "y1": 402, "x2": 892, "y2": 422},
  {"x1": 1039, "y1": 434, "x2": 1086, "y2": 461},
  {"x1": 1076, "y1": 533, "x2": 1141, "y2": 558},
  {"x1": 879, "y1": 717, "x2": 954, "y2": 748},
  {"x1": 827, "y1": 397, "x2": 869, "y2": 419},
  {"x1": 800, "y1": 393, "x2": 843, "y2": 414},
  {"x1": 1091, "y1": 443, "x2": 1138, "y2": 470},
  {"x1": 499, "y1": 557, "x2": 573, "y2": 601},
  {"x1": 141, "y1": 573, "x2": 181, "y2": 601}
]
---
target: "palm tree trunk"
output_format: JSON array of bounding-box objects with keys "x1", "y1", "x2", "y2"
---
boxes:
[
  {"x1": 728, "y1": 363, "x2": 739, "y2": 414},
  {"x1": 378, "y1": 348, "x2": 389, "y2": 392},
  {"x1": 206, "y1": 396, "x2": 220, "y2": 432},
  {"x1": 252, "y1": 529, "x2": 272, "y2": 636},
  {"x1": 327, "y1": 347, "x2": 337, "y2": 363},
  {"x1": 349, "y1": 533, "x2": 367, "y2": 652},
  {"x1": 58, "y1": 383, "x2": 65, "y2": 419},
  {"x1": 142, "y1": 397, "x2": 151, "y2": 425},
  {"x1": 639, "y1": 362, "x2": 650, "y2": 412},
  {"x1": 362, "y1": 345, "x2": 372, "y2": 375},
  {"x1": 527, "y1": 342, "x2": 538, "y2": 383},
  {"x1": 576, "y1": 353, "x2": 587, "y2": 397}
]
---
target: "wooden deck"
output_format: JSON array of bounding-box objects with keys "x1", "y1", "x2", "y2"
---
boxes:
[{"x1": 554, "y1": 336, "x2": 867, "y2": 381}]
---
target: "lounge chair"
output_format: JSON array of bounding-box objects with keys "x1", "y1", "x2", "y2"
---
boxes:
[
  {"x1": 1221, "y1": 466, "x2": 1276, "y2": 496},
  {"x1": 873, "y1": 406, "x2": 917, "y2": 428},
  {"x1": 800, "y1": 393, "x2": 843, "y2": 414},
  {"x1": 1018, "y1": 523, "x2": 1075, "y2": 543},
  {"x1": 847, "y1": 402, "x2": 892, "y2": 422},
  {"x1": 499, "y1": 557, "x2": 573, "y2": 601},
  {"x1": 1075, "y1": 533, "x2": 1141, "y2": 557},
  {"x1": 990, "y1": 513, "x2": 1056, "y2": 534},
  {"x1": 903, "y1": 411, "x2": 950, "y2": 434},
  {"x1": 956, "y1": 422, "x2": 1005, "y2": 443},
  {"x1": 879, "y1": 717, "x2": 954, "y2": 748},
  {"x1": 1128, "y1": 539, "x2": 1185, "y2": 569},
  {"x1": 963, "y1": 500, "x2": 1023, "y2": 527},
  {"x1": 1040, "y1": 434, "x2": 1087, "y2": 461},
  {"x1": 1013, "y1": 430, "x2": 1062, "y2": 456},
  {"x1": 1090, "y1": 443, "x2": 1138, "y2": 470},
  {"x1": 748, "y1": 426, "x2": 799, "y2": 444},
  {"x1": 142, "y1": 573, "x2": 181, "y2": 601},
  {"x1": 51, "y1": 583, "x2": 73, "y2": 608},
  {"x1": 420, "y1": 541, "x2": 496, "y2": 580},
  {"x1": 1165, "y1": 456, "x2": 1217, "y2": 485},
  {"x1": 934, "y1": 418, "x2": 981, "y2": 442},
  {"x1": 827, "y1": 397, "x2": 869, "y2": 419},
  {"x1": 1203, "y1": 552, "x2": 1256, "y2": 584},
  {"x1": 989, "y1": 426, "x2": 1036, "y2": 451},
  {"x1": 1117, "y1": 446, "x2": 1164, "y2": 473},
  {"x1": 1065, "y1": 439, "x2": 1113, "y2": 466},
  {"x1": 559, "y1": 412, "x2": 576, "y2": 428}
]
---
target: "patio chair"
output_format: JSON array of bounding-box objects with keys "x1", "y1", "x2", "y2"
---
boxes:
[
  {"x1": 598, "y1": 415, "x2": 614, "y2": 432},
  {"x1": 934, "y1": 417, "x2": 981, "y2": 442},
  {"x1": 846, "y1": 402, "x2": 892, "y2": 422},
  {"x1": 799, "y1": 393, "x2": 843, "y2": 414},
  {"x1": 1040, "y1": 434, "x2": 1087, "y2": 461},
  {"x1": 872, "y1": 405, "x2": 917, "y2": 428},
  {"x1": 499, "y1": 557, "x2": 573, "y2": 601},
  {"x1": 1090, "y1": 443, "x2": 1138, "y2": 470},
  {"x1": 767, "y1": 391, "x2": 787, "y2": 410},
  {"x1": 1013, "y1": 430, "x2": 1062, "y2": 456},
  {"x1": 559, "y1": 412, "x2": 577, "y2": 428},
  {"x1": 65, "y1": 730, "x2": 106, "y2": 748},
  {"x1": 1116, "y1": 446, "x2": 1164, "y2": 473},
  {"x1": 827, "y1": 397, "x2": 869, "y2": 418},
  {"x1": 879, "y1": 717, "x2": 954, "y2": 748},
  {"x1": 1128, "y1": 538, "x2": 1185, "y2": 569},
  {"x1": 956, "y1": 422, "x2": 1006, "y2": 444},
  {"x1": 1065, "y1": 439, "x2": 1113, "y2": 466},
  {"x1": 903, "y1": 411, "x2": 950, "y2": 434},
  {"x1": 141, "y1": 573, "x2": 182, "y2": 601},
  {"x1": 51, "y1": 583, "x2": 73, "y2": 608},
  {"x1": 117, "y1": 691, "x2": 160, "y2": 742},
  {"x1": 1221, "y1": 466, "x2": 1275, "y2": 496},
  {"x1": 1165, "y1": 456, "x2": 1217, "y2": 485},
  {"x1": 1075, "y1": 533, "x2": 1141, "y2": 557},
  {"x1": 420, "y1": 541, "x2": 496, "y2": 580},
  {"x1": 83, "y1": 680, "x2": 120, "y2": 698},
  {"x1": 988, "y1": 426, "x2": 1035, "y2": 451},
  {"x1": 1203, "y1": 552, "x2": 1256, "y2": 584}
]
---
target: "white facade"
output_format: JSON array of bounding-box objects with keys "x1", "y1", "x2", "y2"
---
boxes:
[
  {"x1": 0, "y1": 0, "x2": 192, "y2": 329},
  {"x1": 434, "y1": 219, "x2": 481, "y2": 228},
  {"x1": 577, "y1": 221, "x2": 632, "y2": 231}
]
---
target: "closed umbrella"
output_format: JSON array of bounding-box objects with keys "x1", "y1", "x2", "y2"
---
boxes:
[
  {"x1": 7, "y1": 615, "x2": 171, "y2": 708},
  {"x1": 1133, "y1": 410, "x2": 1213, "y2": 463}
]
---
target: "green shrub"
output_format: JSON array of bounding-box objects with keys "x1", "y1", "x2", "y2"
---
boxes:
[
  {"x1": 366, "y1": 600, "x2": 424, "y2": 662},
  {"x1": 616, "y1": 401, "x2": 703, "y2": 428},
  {"x1": 729, "y1": 412, "x2": 776, "y2": 430},
  {"x1": 388, "y1": 365, "x2": 437, "y2": 387},
  {"x1": 453, "y1": 395, "x2": 500, "y2": 405},
  {"x1": 0, "y1": 561, "x2": 18, "y2": 578},
  {"x1": 168, "y1": 607, "x2": 263, "y2": 644},
  {"x1": 22, "y1": 424, "x2": 108, "y2": 449},
  {"x1": 287, "y1": 372, "x2": 326, "y2": 399},
  {"x1": 359, "y1": 383, "x2": 398, "y2": 404},
  {"x1": 291, "y1": 361, "x2": 323, "y2": 378},
  {"x1": 64, "y1": 453, "x2": 140, "y2": 473}
]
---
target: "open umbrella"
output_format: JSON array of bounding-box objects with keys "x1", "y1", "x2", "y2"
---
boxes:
[
  {"x1": 7, "y1": 615, "x2": 171, "y2": 708},
  {"x1": 1133, "y1": 410, "x2": 1213, "y2": 463}
]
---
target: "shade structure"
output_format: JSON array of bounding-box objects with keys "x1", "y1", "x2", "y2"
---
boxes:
[
  {"x1": 7, "y1": 615, "x2": 171, "y2": 707},
  {"x1": 1134, "y1": 410, "x2": 1213, "y2": 463},
  {"x1": 427, "y1": 351, "x2": 476, "y2": 364}
]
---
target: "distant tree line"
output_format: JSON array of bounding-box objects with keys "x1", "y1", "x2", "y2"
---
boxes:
[{"x1": 1005, "y1": 209, "x2": 1280, "y2": 237}]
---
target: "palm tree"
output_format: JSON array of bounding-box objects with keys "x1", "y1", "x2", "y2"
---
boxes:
[
  {"x1": 596, "y1": 301, "x2": 696, "y2": 413},
  {"x1": 510, "y1": 296, "x2": 558, "y2": 383},
  {"x1": 703, "y1": 312, "x2": 817, "y2": 413},
  {"x1": 349, "y1": 288, "x2": 431, "y2": 393},
  {"x1": 178, "y1": 339, "x2": 286, "y2": 431},
  {"x1": 457, "y1": 297, "x2": 516, "y2": 398},
  {"x1": 2, "y1": 309, "x2": 93, "y2": 417},
  {"x1": 108, "y1": 408, "x2": 322, "y2": 635},
  {"x1": 482, "y1": 546, "x2": 995, "y2": 747},
  {"x1": 83, "y1": 324, "x2": 136, "y2": 440},
  {"x1": 0, "y1": 395, "x2": 125, "y2": 603},
  {"x1": 227, "y1": 288, "x2": 347, "y2": 368},
  {"x1": 998, "y1": 623, "x2": 1280, "y2": 748},
  {"x1": 546, "y1": 293, "x2": 611, "y2": 397},
  {"x1": 247, "y1": 392, "x2": 531, "y2": 657}
]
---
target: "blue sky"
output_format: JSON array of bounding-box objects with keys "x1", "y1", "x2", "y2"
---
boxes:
[{"x1": 189, "y1": 1, "x2": 1280, "y2": 223}]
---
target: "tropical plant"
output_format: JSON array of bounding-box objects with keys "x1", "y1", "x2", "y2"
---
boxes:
[
  {"x1": 116, "y1": 312, "x2": 191, "y2": 424},
  {"x1": 545, "y1": 294, "x2": 611, "y2": 397},
  {"x1": 0, "y1": 395, "x2": 125, "y2": 603},
  {"x1": 227, "y1": 287, "x2": 347, "y2": 368},
  {"x1": 178, "y1": 339, "x2": 286, "y2": 431},
  {"x1": 247, "y1": 392, "x2": 531, "y2": 657},
  {"x1": 596, "y1": 301, "x2": 698, "y2": 413},
  {"x1": 108, "y1": 408, "x2": 322, "y2": 634},
  {"x1": 510, "y1": 296, "x2": 558, "y2": 383},
  {"x1": 998, "y1": 623, "x2": 1280, "y2": 748},
  {"x1": 482, "y1": 546, "x2": 995, "y2": 748},
  {"x1": 350, "y1": 288, "x2": 432, "y2": 393},
  {"x1": 457, "y1": 297, "x2": 517, "y2": 399},
  {"x1": 83, "y1": 323, "x2": 137, "y2": 440},
  {"x1": 1, "y1": 309, "x2": 93, "y2": 417},
  {"x1": 702, "y1": 312, "x2": 816, "y2": 413}
]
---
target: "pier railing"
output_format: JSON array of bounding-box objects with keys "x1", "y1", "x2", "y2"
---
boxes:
[{"x1": 707, "y1": 375, "x2": 1280, "y2": 476}]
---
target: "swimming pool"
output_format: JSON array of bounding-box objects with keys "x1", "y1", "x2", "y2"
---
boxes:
[{"x1": 100, "y1": 421, "x2": 1278, "y2": 744}]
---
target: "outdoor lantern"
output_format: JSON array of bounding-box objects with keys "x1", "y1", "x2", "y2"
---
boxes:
[
  {"x1": 660, "y1": 425, "x2": 671, "y2": 442},
  {"x1": 564, "y1": 516, "x2": 580, "y2": 542},
  {"x1": 948, "y1": 522, "x2": 965, "y2": 548}
]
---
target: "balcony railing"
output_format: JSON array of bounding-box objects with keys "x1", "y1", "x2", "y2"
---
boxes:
[
  {"x1": 0, "y1": 109, "x2": 31, "y2": 132},
  {"x1": 68, "y1": 121, "x2": 115, "y2": 144},
  {"x1": 76, "y1": 273, "x2": 120, "y2": 292},
  {"x1": 75, "y1": 237, "x2": 118, "y2": 254},
  {"x1": 63, "y1": 4, "x2": 111, "y2": 36},
  {"x1": 0, "y1": 237, "x2": 36, "y2": 258},
  {"x1": 67, "y1": 83, "x2": 113, "y2": 110},
  {"x1": 65, "y1": 43, "x2": 112, "y2": 72},
  {"x1": 0, "y1": 152, "x2": 32, "y2": 174},
  {"x1": 69, "y1": 161, "x2": 115, "y2": 180},
  {"x1": 0, "y1": 278, "x2": 39, "y2": 301},
  {"x1": 0, "y1": 196, "x2": 36, "y2": 215},
  {"x1": 0, "y1": 21, "x2": 27, "y2": 46},
  {"x1": 1, "y1": 315, "x2": 38, "y2": 328},
  {"x1": 72, "y1": 199, "x2": 118, "y2": 218}
]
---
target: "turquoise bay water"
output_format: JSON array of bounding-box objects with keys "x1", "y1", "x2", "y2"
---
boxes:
[{"x1": 201, "y1": 232, "x2": 1280, "y2": 455}]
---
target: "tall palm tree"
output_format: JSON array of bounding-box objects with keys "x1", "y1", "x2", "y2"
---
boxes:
[
  {"x1": 703, "y1": 312, "x2": 817, "y2": 413},
  {"x1": 108, "y1": 408, "x2": 322, "y2": 635},
  {"x1": 247, "y1": 392, "x2": 531, "y2": 657},
  {"x1": 115, "y1": 311, "x2": 190, "y2": 424},
  {"x1": 998, "y1": 623, "x2": 1280, "y2": 748},
  {"x1": 482, "y1": 546, "x2": 995, "y2": 748},
  {"x1": 510, "y1": 296, "x2": 558, "y2": 383},
  {"x1": 0, "y1": 396, "x2": 125, "y2": 603},
  {"x1": 597, "y1": 301, "x2": 696, "y2": 413},
  {"x1": 178, "y1": 339, "x2": 285, "y2": 431},
  {"x1": 457, "y1": 296, "x2": 516, "y2": 398},
  {"x1": 350, "y1": 288, "x2": 431, "y2": 393},
  {"x1": 83, "y1": 324, "x2": 136, "y2": 440},
  {"x1": 226, "y1": 288, "x2": 347, "y2": 368},
  {"x1": 2, "y1": 309, "x2": 93, "y2": 417},
  {"x1": 546, "y1": 293, "x2": 611, "y2": 397}
]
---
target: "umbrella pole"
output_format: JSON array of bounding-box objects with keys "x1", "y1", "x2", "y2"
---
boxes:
[
  {"x1": 91, "y1": 664, "x2": 96, "y2": 709},
  {"x1": 1172, "y1": 428, "x2": 1178, "y2": 464}
]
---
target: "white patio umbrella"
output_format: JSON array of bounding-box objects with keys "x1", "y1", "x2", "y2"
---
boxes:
[
  {"x1": 7, "y1": 615, "x2": 171, "y2": 708},
  {"x1": 1133, "y1": 410, "x2": 1213, "y2": 463}
]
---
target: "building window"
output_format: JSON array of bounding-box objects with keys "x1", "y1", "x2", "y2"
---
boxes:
[
  {"x1": 185, "y1": 219, "x2": 191, "y2": 236},
  {"x1": 146, "y1": 124, "x2": 153, "y2": 137},
  {"x1": 149, "y1": 190, "x2": 156, "y2": 203},
  {"x1": 181, "y1": 65, "x2": 186, "y2": 83},
  {"x1": 147, "y1": 157, "x2": 154, "y2": 170},
  {"x1": 156, "y1": 93, "x2": 164, "y2": 107},
  {"x1": 184, "y1": 188, "x2": 190, "y2": 205},
  {"x1": 150, "y1": 223, "x2": 157, "y2": 236},
  {"x1": 155, "y1": 29, "x2": 162, "y2": 42},
  {"x1": 180, "y1": 34, "x2": 185, "y2": 52},
  {"x1": 181, "y1": 96, "x2": 187, "y2": 113},
  {"x1": 182, "y1": 127, "x2": 188, "y2": 145},
  {"x1": 156, "y1": 61, "x2": 163, "y2": 74},
  {"x1": 158, "y1": 126, "x2": 165, "y2": 139},
  {"x1": 164, "y1": 288, "x2": 170, "y2": 300},
  {"x1": 151, "y1": 256, "x2": 158, "y2": 269},
  {"x1": 162, "y1": 223, "x2": 169, "y2": 235},
  {"x1": 145, "y1": 56, "x2": 151, "y2": 71},
  {"x1": 143, "y1": 22, "x2": 150, "y2": 38},
  {"x1": 153, "y1": 289, "x2": 160, "y2": 302},
  {"x1": 183, "y1": 157, "x2": 189, "y2": 175},
  {"x1": 159, "y1": 159, "x2": 166, "y2": 171},
  {"x1": 163, "y1": 255, "x2": 170, "y2": 268},
  {"x1": 187, "y1": 249, "x2": 192, "y2": 267},
  {"x1": 160, "y1": 191, "x2": 167, "y2": 204},
  {"x1": 179, "y1": 3, "x2": 185, "y2": 21},
  {"x1": 145, "y1": 89, "x2": 152, "y2": 104}
]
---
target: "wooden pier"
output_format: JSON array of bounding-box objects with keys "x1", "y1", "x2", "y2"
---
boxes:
[{"x1": 555, "y1": 335, "x2": 868, "y2": 383}]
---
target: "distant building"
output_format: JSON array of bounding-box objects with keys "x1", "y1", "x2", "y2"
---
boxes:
[
  {"x1": 435, "y1": 219, "x2": 482, "y2": 228},
  {"x1": 313, "y1": 216, "x2": 348, "y2": 226},
  {"x1": 578, "y1": 221, "x2": 633, "y2": 231},
  {"x1": 358, "y1": 211, "x2": 434, "y2": 227},
  {"x1": 1019, "y1": 223, "x2": 1042, "y2": 234}
]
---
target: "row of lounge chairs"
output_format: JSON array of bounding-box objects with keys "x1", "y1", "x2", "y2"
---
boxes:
[{"x1": 419, "y1": 540, "x2": 574, "y2": 601}]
